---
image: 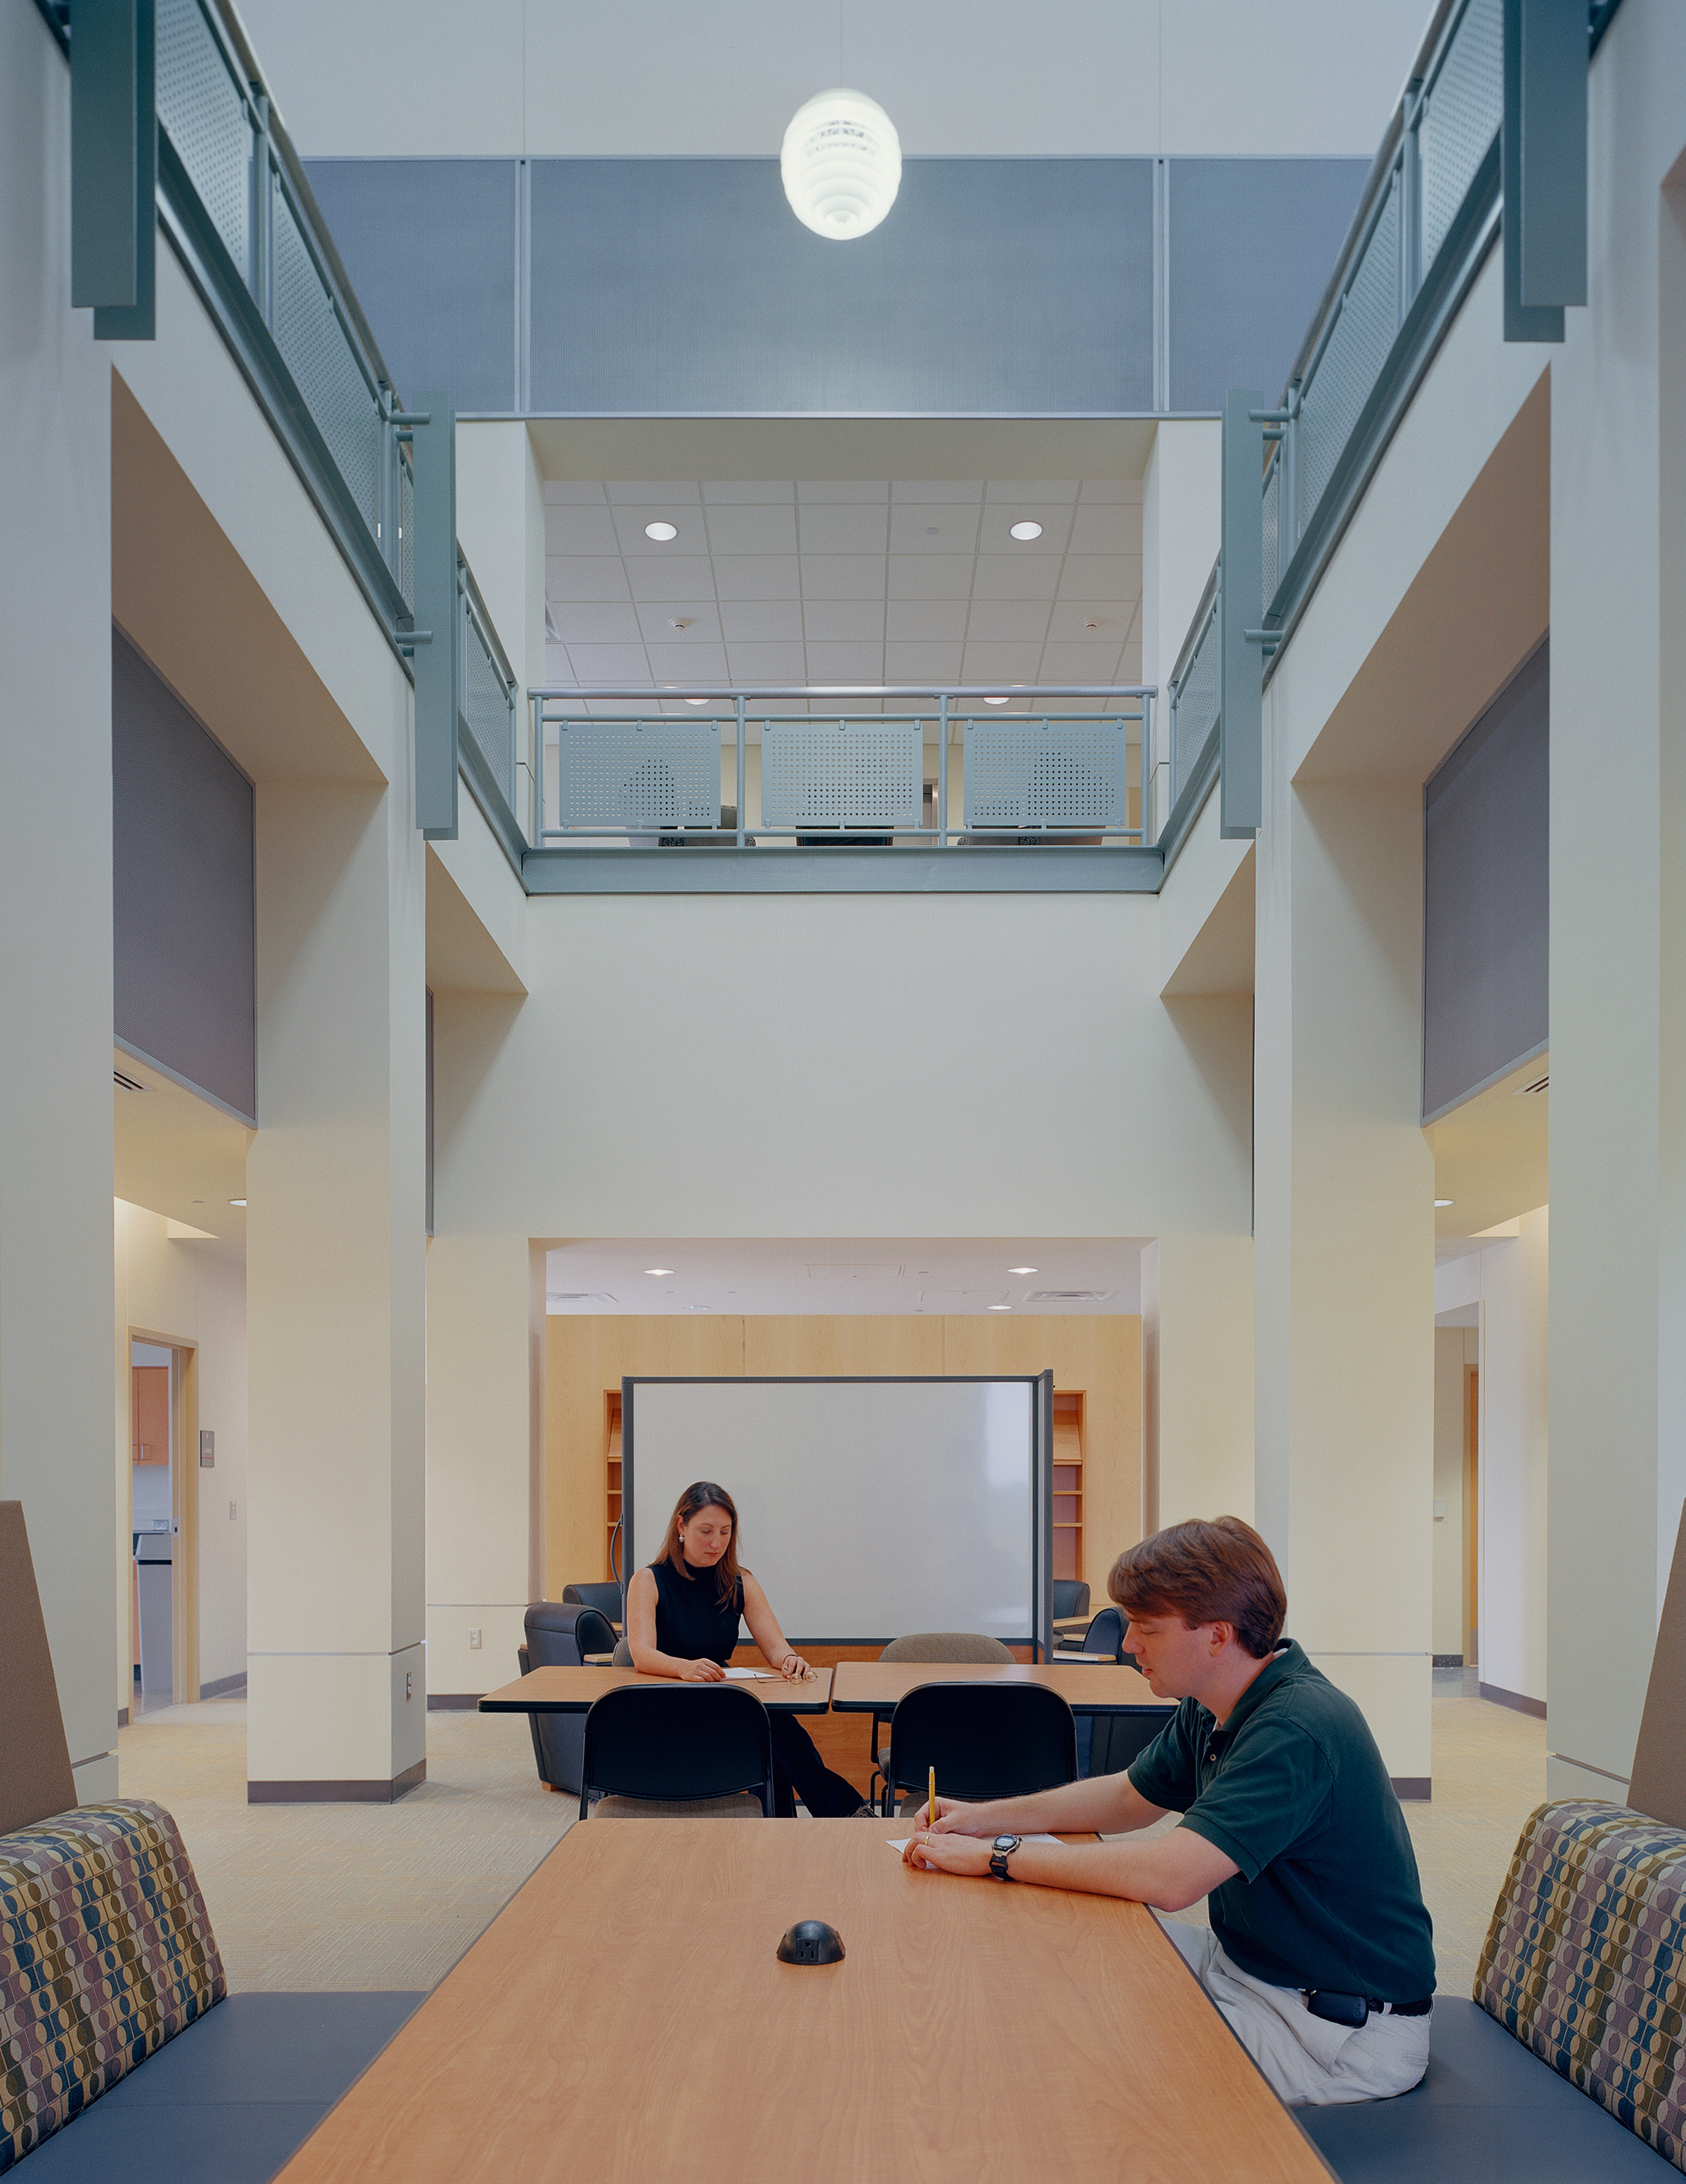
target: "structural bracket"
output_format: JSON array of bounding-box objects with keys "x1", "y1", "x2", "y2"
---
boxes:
[{"x1": 72, "y1": 0, "x2": 157, "y2": 339}]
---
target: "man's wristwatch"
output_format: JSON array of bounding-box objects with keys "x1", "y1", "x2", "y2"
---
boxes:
[{"x1": 989, "y1": 1833, "x2": 1022, "y2": 1881}]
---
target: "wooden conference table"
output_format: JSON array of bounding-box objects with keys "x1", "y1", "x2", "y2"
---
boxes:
[
  {"x1": 830, "y1": 1656, "x2": 1172, "y2": 1717},
  {"x1": 273, "y1": 1819, "x2": 1329, "y2": 2184},
  {"x1": 479, "y1": 1663, "x2": 835, "y2": 1714}
]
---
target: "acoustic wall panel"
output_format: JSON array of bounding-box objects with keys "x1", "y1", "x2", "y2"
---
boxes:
[
  {"x1": 529, "y1": 157, "x2": 1154, "y2": 416},
  {"x1": 303, "y1": 157, "x2": 518, "y2": 414},
  {"x1": 1169, "y1": 158, "x2": 1370, "y2": 414},
  {"x1": 112, "y1": 630, "x2": 256, "y2": 1120},
  {"x1": 1422, "y1": 640, "x2": 1549, "y2": 1121}
]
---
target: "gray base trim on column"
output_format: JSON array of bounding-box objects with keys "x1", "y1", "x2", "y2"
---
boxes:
[
  {"x1": 1391, "y1": 1777, "x2": 1432, "y2": 1800},
  {"x1": 117, "y1": 1707, "x2": 129, "y2": 1728},
  {"x1": 1479, "y1": 1681, "x2": 1547, "y2": 1719},
  {"x1": 200, "y1": 1670, "x2": 249, "y2": 1700},
  {"x1": 248, "y1": 1760, "x2": 426, "y2": 1805},
  {"x1": 426, "y1": 1692, "x2": 482, "y2": 1711},
  {"x1": 1432, "y1": 1653, "x2": 1464, "y2": 1668}
]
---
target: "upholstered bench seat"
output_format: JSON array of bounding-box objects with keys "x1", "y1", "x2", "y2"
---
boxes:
[
  {"x1": 1301, "y1": 1996, "x2": 1677, "y2": 2181},
  {"x1": 19, "y1": 1990, "x2": 423, "y2": 2184}
]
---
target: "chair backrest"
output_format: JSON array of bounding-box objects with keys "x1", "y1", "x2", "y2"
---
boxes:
[
  {"x1": 524, "y1": 1602, "x2": 616, "y2": 1668},
  {"x1": 1080, "y1": 1606, "x2": 1125, "y2": 1661},
  {"x1": 579, "y1": 1684, "x2": 774, "y2": 1819},
  {"x1": 1086, "y1": 1708, "x2": 1171, "y2": 1779},
  {"x1": 1051, "y1": 1579, "x2": 1091, "y2": 1622},
  {"x1": 887, "y1": 1682, "x2": 1077, "y2": 1801},
  {"x1": 561, "y1": 1581, "x2": 624, "y2": 1621},
  {"x1": 880, "y1": 1631, "x2": 1015, "y2": 1664},
  {"x1": 612, "y1": 1636, "x2": 634, "y2": 1668}
]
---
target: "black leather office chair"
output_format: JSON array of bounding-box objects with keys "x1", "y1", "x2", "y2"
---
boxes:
[
  {"x1": 561, "y1": 1581, "x2": 624, "y2": 1623},
  {"x1": 578, "y1": 1683, "x2": 775, "y2": 1820},
  {"x1": 519, "y1": 1602, "x2": 617, "y2": 1795},
  {"x1": 1069, "y1": 1606, "x2": 1125, "y2": 1660},
  {"x1": 882, "y1": 1682, "x2": 1077, "y2": 1817},
  {"x1": 1051, "y1": 1579, "x2": 1091, "y2": 1623},
  {"x1": 868, "y1": 1633, "x2": 1014, "y2": 1808}
]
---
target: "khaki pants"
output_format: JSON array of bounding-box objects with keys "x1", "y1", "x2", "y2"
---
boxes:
[{"x1": 1161, "y1": 1920, "x2": 1432, "y2": 2107}]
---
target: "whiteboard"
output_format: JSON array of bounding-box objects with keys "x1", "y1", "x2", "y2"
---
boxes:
[{"x1": 625, "y1": 1378, "x2": 1046, "y2": 1645}]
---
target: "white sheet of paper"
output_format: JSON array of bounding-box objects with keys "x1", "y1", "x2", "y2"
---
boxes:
[
  {"x1": 887, "y1": 1832, "x2": 1064, "y2": 1852},
  {"x1": 721, "y1": 1667, "x2": 778, "y2": 1680}
]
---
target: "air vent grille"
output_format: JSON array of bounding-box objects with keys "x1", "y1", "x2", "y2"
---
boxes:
[
  {"x1": 1024, "y1": 1289, "x2": 1112, "y2": 1305},
  {"x1": 1516, "y1": 1073, "x2": 1549, "y2": 1095},
  {"x1": 547, "y1": 1292, "x2": 617, "y2": 1307},
  {"x1": 114, "y1": 1068, "x2": 145, "y2": 1092}
]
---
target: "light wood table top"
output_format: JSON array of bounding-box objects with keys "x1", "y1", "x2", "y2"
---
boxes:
[
  {"x1": 830, "y1": 1659, "x2": 1172, "y2": 1716},
  {"x1": 273, "y1": 1820, "x2": 1328, "y2": 2184},
  {"x1": 478, "y1": 1663, "x2": 834, "y2": 1715}
]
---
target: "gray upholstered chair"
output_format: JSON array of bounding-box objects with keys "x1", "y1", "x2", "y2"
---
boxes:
[
  {"x1": 520, "y1": 1602, "x2": 617, "y2": 1795},
  {"x1": 870, "y1": 1632, "x2": 1014, "y2": 1810}
]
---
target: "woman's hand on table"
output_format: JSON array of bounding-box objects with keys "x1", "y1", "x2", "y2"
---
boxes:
[
  {"x1": 677, "y1": 1657, "x2": 725, "y2": 1682},
  {"x1": 778, "y1": 1652, "x2": 813, "y2": 1680}
]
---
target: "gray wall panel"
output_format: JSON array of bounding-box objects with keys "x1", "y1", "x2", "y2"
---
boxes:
[
  {"x1": 529, "y1": 155, "x2": 1154, "y2": 414},
  {"x1": 304, "y1": 157, "x2": 518, "y2": 414},
  {"x1": 1422, "y1": 641, "x2": 1549, "y2": 1120},
  {"x1": 1169, "y1": 158, "x2": 1369, "y2": 414},
  {"x1": 112, "y1": 631, "x2": 256, "y2": 1120}
]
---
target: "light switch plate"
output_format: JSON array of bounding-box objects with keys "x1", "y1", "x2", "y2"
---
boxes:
[
  {"x1": 200, "y1": 1429, "x2": 214, "y2": 1467},
  {"x1": 1433, "y1": 1497, "x2": 1446, "y2": 1520}
]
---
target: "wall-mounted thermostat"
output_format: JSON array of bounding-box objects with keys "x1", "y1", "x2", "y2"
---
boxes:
[{"x1": 200, "y1": 1430, "x2": 215, "y2": 1468}]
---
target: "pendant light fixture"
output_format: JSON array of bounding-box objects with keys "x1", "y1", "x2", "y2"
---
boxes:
[{"x1": 780, "y1": 89, "x2": 901, "y2": 240}]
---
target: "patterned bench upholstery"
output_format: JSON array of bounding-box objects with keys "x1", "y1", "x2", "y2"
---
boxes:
[
  {"x1": 0, "y1": 1801, "x2": 224, "y2": 2173},
  {"x1": 1475, "y1": 1798, "x2": 1686, "y2": 2172}
]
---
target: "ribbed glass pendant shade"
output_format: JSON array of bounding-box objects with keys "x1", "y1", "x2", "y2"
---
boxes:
[{"x1": 780, "y1": 89, "x2": 902, "y2": 240}]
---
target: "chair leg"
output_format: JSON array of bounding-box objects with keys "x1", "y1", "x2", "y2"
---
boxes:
[{"x1": 578, "y1": 1780, "x2": 590, "y2": 1822}]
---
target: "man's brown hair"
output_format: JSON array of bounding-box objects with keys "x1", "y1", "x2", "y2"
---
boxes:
[{"x1": 1107, "y1": 1516, "x2": 1287, "y2": 1659}]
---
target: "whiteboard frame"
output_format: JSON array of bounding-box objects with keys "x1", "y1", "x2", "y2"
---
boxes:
[{"x1": 622, "y1": 1373, "x2": 1055, "y2": 1656}]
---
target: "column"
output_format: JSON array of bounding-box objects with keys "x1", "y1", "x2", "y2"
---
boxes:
[
  {"x1": 1253, "y1": 772, "x2": 1435, "y2": 1793},
  {"x1": 1142, "y1": 1234, "x2": 1255, "y2": 1533},
  {"x1": 0, "y1": 6, "x2": 119, "y2": 1801},
  {"x1": 1142, "y1": 420, "x2": 1222, "y2": 835},
  {"x1": 424, "y1": 1234, "x2": 544, "y2": 1697},
  {"x1": 1546, "y1": 22, "x2": 1686, "y2": 1801},
  {"x1": 245, "y1": 774, "x2": 428, "y2": 1800}
]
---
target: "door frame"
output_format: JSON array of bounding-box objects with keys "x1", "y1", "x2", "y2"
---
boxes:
[{"x1": 127, "y1": 1325, "x2": 200, "y2": 1707}]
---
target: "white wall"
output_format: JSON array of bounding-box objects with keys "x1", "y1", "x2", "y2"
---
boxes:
[
  {"x1": 240, "y1": 0, "x2": 1421, "y2": 159},
  {"x1": 1479, "y1": 1210, "x2": 1549, "y2": 1706},
  {"x1": 0, "y1": 4, "x2": 119, "y2": 1801},
  {"x1": 113, "y1": 1203, "x2": 250, "y2": 1704}
]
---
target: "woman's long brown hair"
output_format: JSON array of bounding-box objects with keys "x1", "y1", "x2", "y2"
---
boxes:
[{"x1": 655, "y1": 1481, "x2": 743, "y2": 1604}]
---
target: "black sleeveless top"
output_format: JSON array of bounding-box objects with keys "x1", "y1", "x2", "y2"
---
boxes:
[{"x1": 649, "y1": 1558, "x2": 744, "y2": 1664}]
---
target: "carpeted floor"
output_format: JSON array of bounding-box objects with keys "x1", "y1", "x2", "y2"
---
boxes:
[{"x1": 116, "y1": 1665, "x2": 1543, "y2": 1996}]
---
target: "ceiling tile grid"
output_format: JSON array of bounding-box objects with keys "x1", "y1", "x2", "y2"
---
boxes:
[{"x1": 542, "y1": 478, "x2": 1143, "y2": 711}]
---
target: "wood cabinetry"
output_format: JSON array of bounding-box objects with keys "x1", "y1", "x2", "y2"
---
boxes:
[
  {"x1": 1052, "y1": 1390, "x2": 1085, "y2": 1583},
  {"x1": 606, "y1": 1392, "x2": 623, "y2": 1575},
  {"x1": 131, "y1": 1365, "x2": 169, "y2": 1465}
]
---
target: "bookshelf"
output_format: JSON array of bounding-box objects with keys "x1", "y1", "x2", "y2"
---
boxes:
[
  {"x1": 1052, "y1": 1389, "x2": 1083, "y2": 1583},
  {"x1": 606, "y1": 1390, "x2": 622, "y2": 1577}
]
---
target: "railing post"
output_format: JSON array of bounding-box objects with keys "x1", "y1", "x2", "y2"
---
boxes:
[
  {"x1": 75, "y1": 0, "x2": 157, "y2": 340},
  {"x1": 410, "y1": 391, "x2": 459, "y2": 839},
  {"x1": 938, "y1": 695, "x2": 950, "y2": 847},
  {"x1": 736, "y1": 698, "x2": 746, "y2": 848},
  {"x1": 1220, "y1": 390, "x2": 1264, "y2": 839},
  {"x1": 1281, "y1": 383, "x2": 1301, "y2": 568},
  {"x1": 249, "y1": 90, "x2": 273, "y2": 325}
]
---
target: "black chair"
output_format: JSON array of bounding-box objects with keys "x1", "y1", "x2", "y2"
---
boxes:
[
  {"x1": 561, "y1": 1581, "x2": 624, "y2": 1623},
  {"x1": 519, "y1": 1602, "x2": 617, "y2": 1795},
  {"x1": 1050, "y1": 1579, "x2": 1091, "y2": 1623},
  {"x1": 881, "y1": 1682, "x2": 1077, "y2": 1817},
  {"x1": 1085, "y1": 1707, "x2": 1172, "y2": 1779},
  {"x1": 1059, "y1": 1605, "x2": 1124, "y2": 1659},
  {"x1": 868, "y1": 1633, "x2": 1014, "y2": 1809},
  {"x1": 577, "y1": 1683, "x2": 776, "y2": 1820}
]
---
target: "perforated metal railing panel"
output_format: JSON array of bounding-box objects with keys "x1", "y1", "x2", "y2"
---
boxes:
[
  {"x1": 270, "y1": 184, "x2": 380, "y2": 533},
  {"x1": 396, "y1": 455, "x2": 414, "y2": 613},
  {"x1": 759, "y1": 719, "x2": 923, "y2": 829},
  {"x1": 1261, "y1": 450, "x2": 1282, "y2": 608},
  {"x1": 1297, "y1": 174, "x2": 1400, "y2": 532},
  {"x1": 962, "y1": 718, "x2": 1129, "y2": 830},
  {"x1": 462, "y1": 611, "x2": 514, "y2": 804},
  {"x1": 157, "y1": 0, "x2": 249, "y2": 277},
  {"x1": 1420, "y1": 0, "x2": 1503, "y2": 275},
  {"x1": 555, "y1": 721, "x2": 721, "y2": 830},
  {"x1": 1172, "y1": 609, "x2": 1220, "y2": 809}
]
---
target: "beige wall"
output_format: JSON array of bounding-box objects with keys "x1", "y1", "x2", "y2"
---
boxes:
[
  {"x1": 544, "y1": 1313, "x2": 1140, "y2": 1602},
  {"x1": 1431, "y1": 1329, "x2": 1469, "y2": 1661}
]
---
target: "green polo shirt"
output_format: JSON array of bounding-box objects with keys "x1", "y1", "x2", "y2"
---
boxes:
[{"x1": 1126, "y1": 1640, "x2": 1435, "y2": 2000}]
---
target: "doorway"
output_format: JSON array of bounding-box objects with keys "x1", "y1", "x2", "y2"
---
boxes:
[
  {"x1": 128, "y1": 1334, "x2": 200, "y2": 1711},
  {"x1": 1463, "y1": 1361, "x2": 1480, "y2": 1670}
]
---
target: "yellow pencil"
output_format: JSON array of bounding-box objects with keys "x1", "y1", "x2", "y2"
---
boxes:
[{"x1": 928, "y1": 1765, "x2": 936, "y2": 1829}]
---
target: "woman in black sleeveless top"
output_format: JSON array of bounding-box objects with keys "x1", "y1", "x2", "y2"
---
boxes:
[{"x1": 624, "y1": 1480, "x2": 863, "y2": 1818}]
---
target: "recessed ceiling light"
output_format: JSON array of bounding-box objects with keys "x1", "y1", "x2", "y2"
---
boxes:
[
  {"x1": 984, "y1": 695, "x2": 1010, "y2": 706},
  {"x1": 1008, "y1": 521, "x2": 1043, "y2": 542},
  {"x1": 229, "y1": 1198, "x2": 247, "y2": 1208},
  {"x1": 646, "y1": 1267, "x2": 674, "y2": 1276},
  {"x1": 1435, "y1": 1200, "x2": 1453, "y2": 1209},
  {"x1": 986, "y1": 1303, "x2": 1013, "y2": 1312},
  {"x1": 1008, "y1": 1266, "x2": 1038, "y2": 1274},
  {"x1": 644, "y1": 521, "x2": 678, "y2": 542},
  {"x1": 684, "y1": 698, "x2": 708, "y2": 707}
]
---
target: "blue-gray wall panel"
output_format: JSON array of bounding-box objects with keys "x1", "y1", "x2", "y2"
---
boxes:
[
  {"x1": 1169, "y1": 158, "x2": 1369, "y2": 414},
  {"x1": 1422, "y1": 640, "x2": 1549, "y2": 1120},
  {"x1": 304, "y1": 158, "x2": 517, "y2": 414},
  {"x1": 528, "y1": 156, "x2": 1154, "y2": 415},
  {"x1": 112, "y1": 631, "x2": 256, "y2": 1120}
]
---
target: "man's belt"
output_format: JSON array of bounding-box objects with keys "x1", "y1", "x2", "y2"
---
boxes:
[{"x1": 1305, "y1": 1989, "x2": 1435, "y2": 2027}]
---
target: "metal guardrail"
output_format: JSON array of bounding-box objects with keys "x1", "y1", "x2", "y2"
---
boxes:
[{"x1": 531, "y1": 688, "x2": 1154, "y2": 851}]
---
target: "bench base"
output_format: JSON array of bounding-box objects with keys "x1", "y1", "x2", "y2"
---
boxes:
[
  {"x1": 21, "y1": 1991, "x2": 424, "y2": 2183},
  {"x1": 1300, "y1": 1997, "x2": 1675, "y2": 2180}
]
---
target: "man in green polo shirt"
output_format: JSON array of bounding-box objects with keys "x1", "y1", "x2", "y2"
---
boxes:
[{"x1": 904, "y1": 1515, "x2": 1435, "y2": 2105}]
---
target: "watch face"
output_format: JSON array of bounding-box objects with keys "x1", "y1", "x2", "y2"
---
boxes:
[{"x1": 993, "y1": 1835, "x2": 1020, "y2": 1854}]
